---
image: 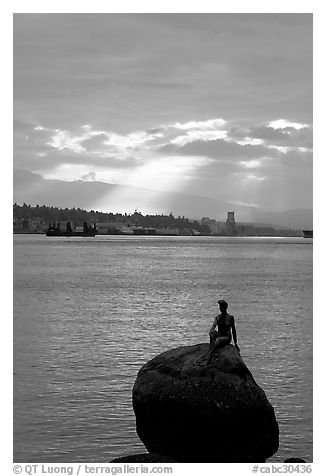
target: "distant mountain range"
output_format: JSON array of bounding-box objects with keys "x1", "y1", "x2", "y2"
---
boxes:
[{"x1": 13, "y1": 169, "x2": 312, "y2": 229}]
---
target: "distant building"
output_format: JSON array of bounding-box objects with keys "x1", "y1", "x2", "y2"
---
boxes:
[
  {"x1": 201, "y1": 217, "x2": 220, "y2": 234},
  {"x1": 226, "y1": 211, "x2": 236, "y2": 236}
]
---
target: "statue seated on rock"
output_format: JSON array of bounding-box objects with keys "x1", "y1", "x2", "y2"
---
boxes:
[
  {"x1": 132, "y1": 336, "x2": 279, "y2": 462},
  {"x1": 208, "y1": 299, "x2": 240, "y2": 362}
]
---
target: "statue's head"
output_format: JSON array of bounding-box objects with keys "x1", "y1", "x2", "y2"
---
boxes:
[{"x1": 218, "y1": 299, "x2": 228, "y2": 311}]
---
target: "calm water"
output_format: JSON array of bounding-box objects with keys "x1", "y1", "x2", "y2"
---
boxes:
[{"x1": 13, "y1": 234, "x2": 313, "y2": 462}]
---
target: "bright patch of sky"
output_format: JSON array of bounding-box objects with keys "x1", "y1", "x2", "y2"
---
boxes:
[
  {"x1": 240, "y1": 160, "x2": 262, "y2": 169},
  {"x1": 236, "y1": 138, "x2": 264, "y2": 146},
  {"x1": 173, "y1": 118, "x2": 226, "y2": 130},
  {"x1": 246, "y1": 175, "x2": 266, "y2": 182},
  {"x1": 268, "y1": 119, "x2": 309, "y2": 130}
]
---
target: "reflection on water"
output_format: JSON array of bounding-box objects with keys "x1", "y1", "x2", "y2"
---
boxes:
[{"x1": 13, "y1": 235, "x2": 313, "y2": 462}]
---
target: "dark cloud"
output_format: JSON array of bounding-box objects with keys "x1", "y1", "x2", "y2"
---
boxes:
[
  {"x1": 13, "y1": 118, "x2": 37, "y2": 133},
  {"x1": 276, "y1": 149, "x2": 313, "y2": 167},
  {"x1": 14, "y1": 14, "x2": 312, "y2": 134},
  {"x1": 249, "y1": 125, "x2": 312, "y2": 148},
  {"x1": 146, "y1": 127, "x2": 166, "y2": 135}
]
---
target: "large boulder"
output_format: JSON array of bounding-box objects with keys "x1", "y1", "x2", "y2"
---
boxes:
[{"x1": 133, "y1": 343, "x2": 279, "y2": 462}]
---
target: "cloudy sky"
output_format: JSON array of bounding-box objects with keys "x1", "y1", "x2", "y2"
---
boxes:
[{"x1": 13, "y1": 13, "x2": 312, "y2": 213}]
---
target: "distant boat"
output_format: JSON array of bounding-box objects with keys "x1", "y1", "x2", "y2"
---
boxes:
[
  {"x1": 45, "y1": 221, "x2": 97, "y2": 237},
  {"x1": 302, "y1": 230, "x2": 313, "y2": 238},
  {"x1": 46, "y1": 229, "x2": 97, "y2": 237}
]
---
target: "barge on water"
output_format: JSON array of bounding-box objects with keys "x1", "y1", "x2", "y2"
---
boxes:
[
  {"x1": 45, "y1": 221, "x2": 97, "y2": 237},
  {"x1": 302, "y1": 230, "x2": 313, "y2": 238}
]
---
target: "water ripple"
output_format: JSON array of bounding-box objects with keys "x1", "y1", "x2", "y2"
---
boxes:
[{"x1": 14, "y1": 235, "x2": 312, "y2": 462}]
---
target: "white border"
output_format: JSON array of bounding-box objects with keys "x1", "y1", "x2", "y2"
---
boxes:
[{"x1": 4, "y1": 2, "x2": 323, "y2": 475}]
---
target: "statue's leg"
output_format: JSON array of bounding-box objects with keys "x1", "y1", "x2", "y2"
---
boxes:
[
  {"x1": 207, "y1": 336, "x2": 231, "y2": 363},
  {"x1": 218, "y1": 336, "x2": 231, "y2": 347},
  {"x1": 208, "y1": 337, "x2": 221, "y2": 361}
]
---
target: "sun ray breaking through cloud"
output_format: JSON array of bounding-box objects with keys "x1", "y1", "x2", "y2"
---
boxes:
[{"x1": 14, "y1": 13, "x2": 312, "y2": 213}]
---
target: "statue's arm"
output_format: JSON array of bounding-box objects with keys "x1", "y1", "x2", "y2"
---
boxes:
[
  {"x1": 209, "y1": 316, "x2": 217, "y2": 335},
  {"x1": 231, "y1": 316, "x2": 240, "y2": 351}
]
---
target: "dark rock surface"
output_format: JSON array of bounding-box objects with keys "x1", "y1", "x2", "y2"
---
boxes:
[
  {"x1": 110, "y1": 453, "x2": 177, "y2": 463},
  {"x1": 133, "y1": 343, "x2": 279, "y2": 462},
  {"x1": 284, "y1": 458, "x2": 307, "y2": 463}
]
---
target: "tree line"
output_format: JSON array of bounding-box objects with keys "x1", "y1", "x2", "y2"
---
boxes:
[{"x1": 13, "y1": 203, "x2": 210, "y2": 233}]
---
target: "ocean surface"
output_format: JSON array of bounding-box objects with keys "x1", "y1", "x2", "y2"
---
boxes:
[{"x1": 13, "y1": 234, "x2": 313, "y2": 463}]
